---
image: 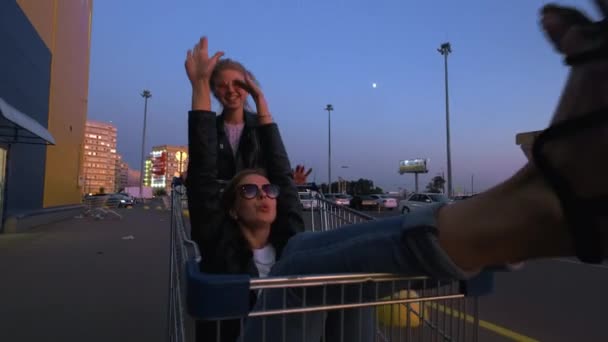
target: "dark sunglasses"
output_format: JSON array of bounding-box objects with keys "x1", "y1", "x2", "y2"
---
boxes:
[{"x1": 239, "y1": 183, "x2": 280, "y2": 200}]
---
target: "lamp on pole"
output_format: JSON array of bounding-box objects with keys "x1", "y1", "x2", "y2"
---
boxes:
[
  {"x1": 437, "y1": 42, "x2": 453, "y2": 198},
  {"x1": 325, "y1": 104, "x2": 333, "y2": 193},
  {"x1": 139, "y1": 89, "x2": 152, "y2": 202}
]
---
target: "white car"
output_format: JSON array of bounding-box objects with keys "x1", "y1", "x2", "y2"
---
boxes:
[
  {"x1": 298, "y1": 191, "x2": 323, "y2": 210},
  {"x1": 369, "y1": 194, "x2": 398, "y2": 210},
  {"x1": 398, "y1": 193, "x2": 450, "y2": 214},
  {"x1": 324, "y1": 193, "x2": 351, "y2": 206}
]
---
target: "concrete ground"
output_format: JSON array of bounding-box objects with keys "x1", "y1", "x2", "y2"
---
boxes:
[{"x1": 0, "y1": 200, "x2": 170, "y2": 342}]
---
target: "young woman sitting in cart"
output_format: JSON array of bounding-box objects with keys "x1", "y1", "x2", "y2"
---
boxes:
[{"x1": 186, "y1": 1, "x2": 608, "y2": 340}]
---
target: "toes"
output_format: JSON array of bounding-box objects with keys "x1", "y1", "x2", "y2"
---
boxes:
[
  {"x1": 594, "y1": 0, "x2": 608, "y2": 17},
  {"x1": 540, "y1": 4, "x2": 594, "y2": 54}
]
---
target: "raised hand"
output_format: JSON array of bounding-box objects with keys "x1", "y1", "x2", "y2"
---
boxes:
[
  {"x1": 185, "y1": 37, "x2": 224, "y2": 87},
  {"x1": 236, "y1": 74, "x2": 273, "y2": 123},
  {"x1": 235, "y1": 74, "x2": 264, "y2": 101},
  {"x1": 293, "y1": 165, "x2": 313, "y2": 185}
]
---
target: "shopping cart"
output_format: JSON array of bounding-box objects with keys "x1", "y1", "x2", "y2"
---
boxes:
[
  {"x1": 168, "y1": 188, "x2": 493, "y2": 342},
  {"x1": 302, "y1": 193, "x2": 376, "y2": 232},
  {"x1": 78, "y1": 194, "x2": 122, "y2": 220}
]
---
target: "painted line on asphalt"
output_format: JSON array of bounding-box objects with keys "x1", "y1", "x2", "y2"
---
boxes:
[
  {"x1": 555, "y1": 258, "x2": 608, "y2": 270},
  {"x1": 427, "y1": 302, "x2": 540, "y2": 342}
]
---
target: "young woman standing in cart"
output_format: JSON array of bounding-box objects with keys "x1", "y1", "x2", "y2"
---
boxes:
[{"x1": 185, "y1": 37, "x2": 373, "y2": 341}]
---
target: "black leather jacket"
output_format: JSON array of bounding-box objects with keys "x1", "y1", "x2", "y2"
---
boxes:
[
  {"x1": 186, "y1": 110, "x2": 304, "y2": 262},
  {"x1": 186, "y1": 110, "x2": 305, "y2": 342},
  {"x1": 215, "y1": 111, "x2": 265, "y2": 182}
]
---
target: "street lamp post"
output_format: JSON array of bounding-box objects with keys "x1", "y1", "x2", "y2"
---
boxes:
[
  {"x1": 340, "y1": 165, "x2": 350, "y2": 193},
  {"x1": 438, "y1": 42, "x2": 453, "y2": 198},
  {"x1": 471, "y1": 174, "x2": 474, "y2": 195},
  {"x1": 325, "y1": 104, "x2": 333, "y2": 193},
  {"x1": 139, "y1": 89, "x2": 152, "y2": 202}
]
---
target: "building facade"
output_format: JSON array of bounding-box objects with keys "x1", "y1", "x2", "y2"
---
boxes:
[
  {"x1": 83, "y1": 121, "x2": 117, "y2": 194},
  {"x1": 143, "y1": 156, "x2": 152, "y2": 187},
  {"x1": 0, "y1": 0, "x2": 92, "y2": 232},
  {"x1": 115, "y1": 155, "x2": 129, "y2": 192},
  {"x1": 150, "y1": 145, "x2": 188, "y2": 192},
  {"x1": 127, "y1": 169, "x2": 141, "y2": 187}
]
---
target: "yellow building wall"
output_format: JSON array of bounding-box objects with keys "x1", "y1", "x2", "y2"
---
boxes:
[{"x1": 17, "y1": 0, "x2": 93, "y2": 207}]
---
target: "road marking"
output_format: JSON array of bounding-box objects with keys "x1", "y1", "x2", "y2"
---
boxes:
[
  {"x1": 427, "y1": 303, "x2": 540, "y2": 342},
  {"x1": 555, "y1": 258, "x2": 608, "y2": 270},
  {"x1": 143, "y1": 206, "x2": 150, "y2": 210}
]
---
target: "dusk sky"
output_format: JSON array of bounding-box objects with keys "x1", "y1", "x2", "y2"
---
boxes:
[{"x1": 86, "y1": 0, "x2": 595, "y2": 193}]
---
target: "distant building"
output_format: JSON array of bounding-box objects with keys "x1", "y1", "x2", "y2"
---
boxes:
[
  {"x1": 127, "y1": 169, "x2": 141, "y2": 187},
  {"x1": 0, "y1": 1, "x2": 93, "y2": 232},
  {"x1": 143, "y1": 156, "x2": 152, "y2": 187},
  {"x1": 114, "y1": 155, "x2": 129, "y2": 192},
  {"x1": 150, "y1": 145, "x2": 188, "y2": 192},
  {"x1": 82, "y1": 121, "x2": 118, "y2": 194}
]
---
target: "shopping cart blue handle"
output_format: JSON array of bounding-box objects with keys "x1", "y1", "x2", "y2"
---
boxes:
[{"x1": 186, "y1": 259, "x2": 252, "y2": 320}]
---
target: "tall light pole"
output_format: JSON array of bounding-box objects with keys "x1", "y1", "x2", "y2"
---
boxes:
[
  {"x1": 471, "y1": 173, "x2": 474, "y2": 195},
  {"x1": 341, "y1": 165, "x2": 349, "y2": 193},
  {"x1": 325, "y1": 104, "x2": 333, "y2": 193},
  {"x1": 140, "y1": 89, "x2": 152, "y2": 202},
  {"x1": 438, "y1": 42, "x2": 453, "y2": 198}
]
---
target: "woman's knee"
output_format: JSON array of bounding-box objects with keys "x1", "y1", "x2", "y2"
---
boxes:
[{"x1": 283, "y1": 231, "x2": 316, "y2": 257}]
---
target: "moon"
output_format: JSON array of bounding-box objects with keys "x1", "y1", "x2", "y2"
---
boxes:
[{"x1": 372, "y1": 83, "x2": 377, "y2": 88}]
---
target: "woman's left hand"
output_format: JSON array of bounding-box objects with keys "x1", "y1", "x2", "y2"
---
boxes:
[{"x1": 236, "y1": 75, "x2": 273, "y2": 124}]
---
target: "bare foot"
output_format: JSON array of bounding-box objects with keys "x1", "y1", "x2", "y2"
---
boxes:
[
  {"x1": 439, "y1": 1, "x2": 608, "y2": 271},
  {"x1": 538, "y1": 1, "x2": 608, "y2": 260}
]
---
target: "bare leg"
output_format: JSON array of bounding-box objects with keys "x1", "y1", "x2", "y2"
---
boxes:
[
  {"x1": 438, "y1": 164, "x2": 573, "y2": 272},
  {"x1": 439, "y1": 1, "x2": 608, "y2": 271}
]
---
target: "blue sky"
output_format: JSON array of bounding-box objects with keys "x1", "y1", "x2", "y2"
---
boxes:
[{"x1": 86, "y1": 0, "x2": 595, "y2": 193}]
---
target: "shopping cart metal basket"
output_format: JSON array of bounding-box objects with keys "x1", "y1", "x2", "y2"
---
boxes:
[{"x1": 168, "y1": 188, "x2": 493, "y2": 342}]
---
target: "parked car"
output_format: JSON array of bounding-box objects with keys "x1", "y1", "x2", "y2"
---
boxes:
[
  {"x1": 398, "y1": 193, "x2": 450, "y2": 214},
  {"x1": 119, "y1": 192, "x2": 137, "y2": 204},
  {"x1": 324, "y1": 193, "x2": 351, "y2": 206},
  {"x1": 452, "y1": 194, "x2": 475, "y2": 201},
  {"x1": 349, "y1": 195, "x2": 379, "y2": 211},
  {"x1": 368, "y1": 194, "x2": 398, "y2": 210},
  {"x1": 107, "y1": 193, "x2": 135, "y2": 208},
  {"x1": 298, "y1": 190, "x2": 323, "y2": 210}
]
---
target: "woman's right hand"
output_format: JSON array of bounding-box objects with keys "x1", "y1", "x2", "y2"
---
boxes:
[{"x1": 185, "y1": 36, "x2": 224, "y2": 88}]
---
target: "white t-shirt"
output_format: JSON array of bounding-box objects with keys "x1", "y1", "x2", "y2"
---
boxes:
[
  {"x1": 224, "y1": 122, "x2": 245, "y2": 157},
  {"x1": 253, "y1": 244, "x2": 276, "y2": 278}
]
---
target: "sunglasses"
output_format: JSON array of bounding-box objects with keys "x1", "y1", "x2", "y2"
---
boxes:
[{"x1": 238, "y1": 183, "x2": 280, "y2": 200}]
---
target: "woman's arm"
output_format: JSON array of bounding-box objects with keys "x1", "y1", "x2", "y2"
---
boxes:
[
  {"x1": 257, "y1": 122, "x2": 306, "y2": 235},
  {"x1": 186, "y1": 110, "x2": 224, "y2": 252},
  {"x1": 237, "y1": 76, "x2": 305, "y2": 246},
  {"x1": 184, "y1": 36, "x2": 225, "y2": 251}
]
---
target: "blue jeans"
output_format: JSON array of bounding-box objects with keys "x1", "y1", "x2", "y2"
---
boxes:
[{"x1": 241, "y1": 207, "x2": 467, "y2": 342}]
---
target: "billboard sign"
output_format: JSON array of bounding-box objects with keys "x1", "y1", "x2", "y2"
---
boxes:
[{"x1": 399, "y1": 159, "x2": 428, "y2": 174}]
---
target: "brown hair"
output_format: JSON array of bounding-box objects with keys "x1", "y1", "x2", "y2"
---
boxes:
[
  {"x1": 221, "y1": 168, "x2": 268, "y2": 213},
  {"x1": 210, "y1": 58, "x2": 260, "y2": 112}
]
